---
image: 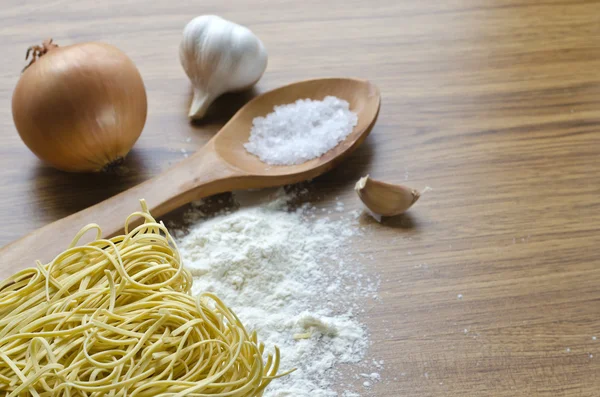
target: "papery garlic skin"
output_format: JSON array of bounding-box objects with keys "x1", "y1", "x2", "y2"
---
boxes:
[{"x1": 180, "y1": 15, "x2": 268, "y2": 119}]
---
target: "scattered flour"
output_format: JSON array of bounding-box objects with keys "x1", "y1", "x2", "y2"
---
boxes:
[
  {"x1": 244, "y1": 96, "x2": 358, "y2": 165},
  {"x1": 177, "y1": 189, "x2": 378, "y2": 396}
]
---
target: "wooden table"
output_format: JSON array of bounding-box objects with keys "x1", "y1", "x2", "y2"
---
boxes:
[{"x1": 2, "y1": 0, "x2": 600, "y2": 395}]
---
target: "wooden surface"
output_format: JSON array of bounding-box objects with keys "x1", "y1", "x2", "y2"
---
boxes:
[{"x1": 1, "y1": 0, "x2": 600, "y2": 395}]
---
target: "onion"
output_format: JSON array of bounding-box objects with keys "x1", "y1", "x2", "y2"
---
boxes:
[{"x1": 12, "y1": 39, "x2": 147, "y2": 172}]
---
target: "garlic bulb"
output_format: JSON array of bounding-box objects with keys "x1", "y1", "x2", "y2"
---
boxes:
[
  {"x1": 355, "y1": 175, "x2": 420, "y2": 221},
  {"x1": 179, "y1": 15, "x2": 268, "y2": 119}
]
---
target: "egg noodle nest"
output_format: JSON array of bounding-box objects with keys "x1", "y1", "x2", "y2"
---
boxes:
[{"x1": 0, "y1": 200, "x2": 286, "y2": 396}]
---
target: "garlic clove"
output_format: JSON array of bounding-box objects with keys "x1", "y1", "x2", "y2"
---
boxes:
[{"x1": 355, "y1": 175, "x2": 420, "y2": 218}]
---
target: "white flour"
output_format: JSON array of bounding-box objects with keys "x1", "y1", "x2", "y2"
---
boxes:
[{"x1": 177, "y1": 189, "x2": 379, "y2": 396}]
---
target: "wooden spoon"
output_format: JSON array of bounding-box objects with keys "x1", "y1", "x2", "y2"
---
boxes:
[{"x1": 0, "y1": 78, "x2": 380, "y2": 278}]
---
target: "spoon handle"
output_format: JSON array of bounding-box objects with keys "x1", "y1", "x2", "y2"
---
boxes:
[{"x1": 0, "y1": 142, "x2": 240, "y2": 278}]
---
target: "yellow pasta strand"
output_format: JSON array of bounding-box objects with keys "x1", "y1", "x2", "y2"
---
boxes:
[{"x1": 0, "y1": 200, "x2": 286, "y2": 397}]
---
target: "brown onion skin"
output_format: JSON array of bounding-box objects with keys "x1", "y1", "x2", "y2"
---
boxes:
[{"x1": 12, "y1": 42, "x2": 147, "y2": 172}]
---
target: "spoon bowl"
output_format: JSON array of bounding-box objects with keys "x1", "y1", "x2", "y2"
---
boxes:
[
  {"x1": 0, "y1": 77, "x2": 381, "y2": 275},
  {"x1": 215, "y1": 77, "x2": 380, "y2": 177}
]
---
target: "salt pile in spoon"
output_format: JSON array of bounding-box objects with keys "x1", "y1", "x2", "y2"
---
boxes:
[{"x1": 244, "y1": 96, "x2": 358, "y2": 165}]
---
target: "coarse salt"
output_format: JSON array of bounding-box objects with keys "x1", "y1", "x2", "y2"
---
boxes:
[{"x1": 244, "y1": 96, "x2": 358, "y2": 165}]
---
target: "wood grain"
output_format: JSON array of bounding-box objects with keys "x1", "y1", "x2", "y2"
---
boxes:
[{"x1": 1, "y1": 0, "x2": 600, "y2": 395}]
